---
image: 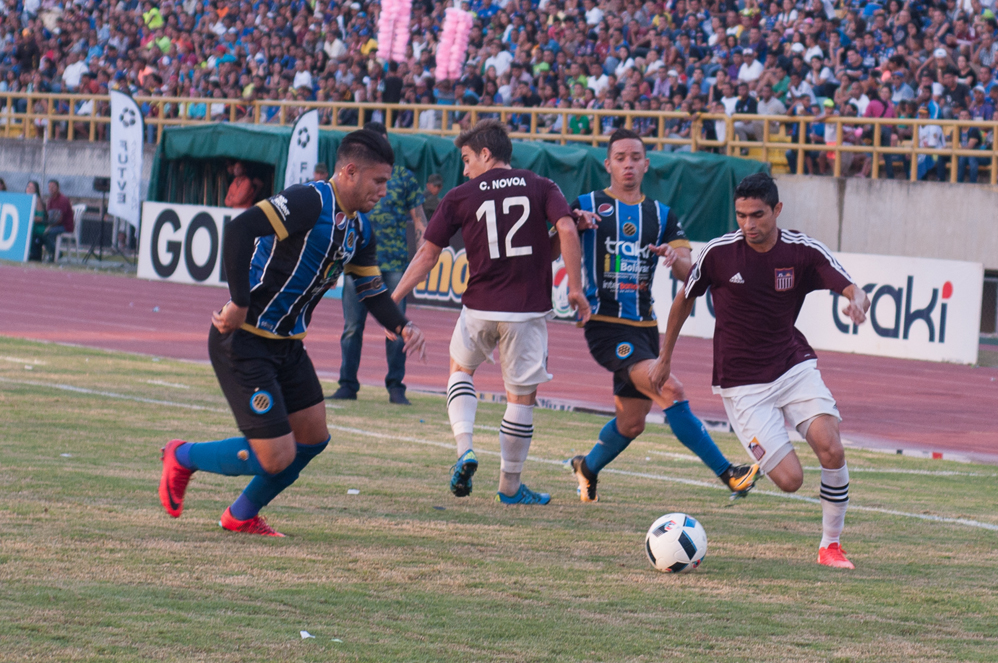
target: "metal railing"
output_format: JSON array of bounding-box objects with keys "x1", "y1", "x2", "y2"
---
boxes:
[{"x1": 2, "y1": 91, "x2": 997, "y2": 184}]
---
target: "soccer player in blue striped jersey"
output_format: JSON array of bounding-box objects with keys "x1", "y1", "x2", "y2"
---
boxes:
[
  {"x1": 157, "y1": 130, "x2": 426, "y2": 536},
  {"x1": 568, "y1": 129, "x2": 759, "y2": 503}
]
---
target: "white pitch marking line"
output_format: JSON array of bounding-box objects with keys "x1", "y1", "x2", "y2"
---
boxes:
[
  {"x1": 0, "y1": 356, "x2": 47, "y2": 365},
  {"x1": 3, "y1": 377, "x2": 996, "y2": 533},
  {"x1": 0, "y1": 377, "x2": 227, "y2": 413},
  {"x1": 146, "y1": 379, "x2": 191, "y2": 390}
]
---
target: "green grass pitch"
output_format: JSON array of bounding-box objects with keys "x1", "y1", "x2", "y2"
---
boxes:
[{"x1": 0, "y1": 336, "x2": 996, "y2": 662}]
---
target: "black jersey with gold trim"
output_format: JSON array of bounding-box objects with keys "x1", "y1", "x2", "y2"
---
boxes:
[
  {"x1": 245, "y1": 181, "x2": 384, "y2": 339},
  {"x1": 573, "y1": 190, "x2": 690, "y2": 325}
]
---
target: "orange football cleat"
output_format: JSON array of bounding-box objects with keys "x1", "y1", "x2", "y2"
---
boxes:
[
  {"x1": 219, "y1": 507, "x2": 286, "y2": 537},
  {"x1": 159, "y1": 439, "x2": 194, "y2": 518},
  {"x1": 818, "y1": 542, "x2": 855, "y2": 569}
]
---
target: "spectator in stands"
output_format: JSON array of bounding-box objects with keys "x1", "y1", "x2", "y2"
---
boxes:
[
  {"x1": 41, "y1": 179, "x2": 73, "y2": 263},
  {"x1": 936, "y1": 108, "x2": 986, "y2": 182},
  {"x1": 224, "y1": 161, "x2": 256, "y2": 209}
]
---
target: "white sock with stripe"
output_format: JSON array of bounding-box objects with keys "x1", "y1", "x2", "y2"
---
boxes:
[
  {"x1": 819, "y1": 464, "x2": 850, "y2": 548},
  {"x1": 498, "y1": 403, "x2": 534, "y2": 496},
  {"x1": 446, "y1": 372, "x2": 477, "y2": 458}
]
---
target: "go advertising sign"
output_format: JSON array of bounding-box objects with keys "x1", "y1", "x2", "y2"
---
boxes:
[
  {"x1": 0, "y1": 193, "x2": 38, "y2": 262},
  {"x1": 652, "y1": 242, "x2": 984, "y2": 365},
  {"x1": 137, "y1": 203, "x2": 239, "y2": 286}
]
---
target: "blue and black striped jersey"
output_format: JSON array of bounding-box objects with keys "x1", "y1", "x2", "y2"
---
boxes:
[
  {"x1": 244, "y1": 180, "x2": 385, "y2": 339},
  {"x1": 573, "y1": 190, "x2": 691, "y2": 326}
]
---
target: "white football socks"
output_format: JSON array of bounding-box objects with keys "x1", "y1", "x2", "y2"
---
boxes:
[
  {"x1": 447, "y1": 372, "x2": 477, "y2": 458},
  {"x1": 819, "y1": 464, "x2": 850, "y2": 548},
  {"x1": 498, "y1": 403, "x2": 534, "y2": 495}
]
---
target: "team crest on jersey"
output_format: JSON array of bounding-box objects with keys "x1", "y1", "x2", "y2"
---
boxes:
[
  {"x1": 748, "y1": 438, "x2": 766, "y2": 460},
  {"x1": 615, "y1": 342, "x2": 634, "y2": 359},
  {"x1": 622, "y1": 222, "x2": 637, "y2": 237},
  {"x1": 345, "y1": 228, "x2": 357, "y2": 251},
  {"x1": 334, "y1": 212, "x2": 347, "y2": 229},
  {"x1": 597, "y1": 203, "x2": 614, "y2": 217},
  {"x1": 775, "y1": 268, "x2": 795, "y2": 291},
  {"x1": 249, "y1": 390, "x2": 273, "y2": 415}
]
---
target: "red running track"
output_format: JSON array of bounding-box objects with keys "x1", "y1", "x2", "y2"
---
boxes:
[{"x1": 1, "y1": 264, "x2": 996, "y2": 461}]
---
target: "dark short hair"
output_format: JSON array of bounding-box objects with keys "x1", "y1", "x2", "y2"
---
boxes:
[
  {"x1": 313, "y1": 162, "x2": 329, "y2": 176},
  {"x1": 607, "y1": 128, "x2": 646, "y2": 156},
  {"x1": 335, "y1": 129, "x2": 395, "y2": 168},
  {"x1": 48, "y1": 178, "x2": 59, "y2": 189},
  {"x1": 427, "y1": 173, "x2": 443, "y2": 186},
  {"x1": 454, "y1": 119, "x2": 513, "y2": 164},
  {"x1": 734, "y1": 172, "x2": 779, "y2": 209},
  {"x1": 363, "y1": 121, "x2": 388, "y2": 137}
]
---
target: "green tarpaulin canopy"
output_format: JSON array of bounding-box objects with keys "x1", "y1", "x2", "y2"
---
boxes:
[{"x1": 149, "y1": 124, "x2": 767, "y2": 241}]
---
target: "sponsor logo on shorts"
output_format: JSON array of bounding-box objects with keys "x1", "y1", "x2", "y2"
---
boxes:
[
  {"x1": 249, "y1": 390, "x2": 273, "y2": 415},
  {"x1": 622, "y1": 221, "x2": 637, "y2": 237},
  {"x1": 615, "y1": 342, "x2": 634, "y2": 359},
  {"x1": 748, "y1": 437, "x2": 766, "y2": 460},
  {"x1": 775, "y1": 267, "x2": 795, "y2": 291},
  {"x1": 597, "y1": 203, "x2": 614, "y2": 217}
]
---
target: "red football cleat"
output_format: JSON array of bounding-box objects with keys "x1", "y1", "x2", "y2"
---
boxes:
[
  {"x1": 818, "y1": 542, "x2": 855, "y2": 569},
  {"x1": 219, "y1": 507, "x2": 286, "y2": 537},
  {"x1": 159, "y1": 439, "x2": 194, "y2": 518}
]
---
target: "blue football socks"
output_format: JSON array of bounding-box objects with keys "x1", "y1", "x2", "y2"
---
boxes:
[
  {"x1": 584, "y1": 419, "x2": 635, "y2": 475},
  {"x1": 664, "y1": 401, "x2": 731, "y2": 477},
  {"x1": 176, "y1": 437, "x2": 268, "y2": 476},
  {"x1": 228, "y1": 437, "x2": 330, "y2": 521}
]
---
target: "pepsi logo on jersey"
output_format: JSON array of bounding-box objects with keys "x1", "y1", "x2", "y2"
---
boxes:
[{"x1": 597, "y1": 203, "x2": 614, "y2": 216}]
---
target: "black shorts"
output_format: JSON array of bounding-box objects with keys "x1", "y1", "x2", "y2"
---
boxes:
[
  {"x1": 208, "y1": 326, "x2": 324, "y2": 439},
  {"x1": 584, "y1": 320, "x2": 660, "y2": 400}
]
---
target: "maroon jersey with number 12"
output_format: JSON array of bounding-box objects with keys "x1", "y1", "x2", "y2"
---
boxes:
[{"x1": 423, "y1": 168, "x2": 573, "y2": 314}]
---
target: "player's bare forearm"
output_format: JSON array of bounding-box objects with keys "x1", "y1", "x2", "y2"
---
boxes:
[
  {"x1": 392, "y1": 241, "x2": 443, "y2": 304},
  {"x1": 841, "y1": 284, "x2": 871, "y2": 326},
  {"x1": 669, "y1": 247, "x2": 693, "y2": 282},
  {"x1": 549, "y1": 231, "x2": 562, "y2": 260},
  {"x1": 556, "y1": 215, "x2": 591, "y2": 323},
  {"x1": 410, "y1": 206, "x2": 428, "y2": 248},
  {"x1": 555, "y1": 216, "x2": 584, "y2": 292},
  {"x1": 663, "y1": 288, "x2": 696, "y2": 363}
]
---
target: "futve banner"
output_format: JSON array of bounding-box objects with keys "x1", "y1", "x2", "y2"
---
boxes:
[
  {"x1": 284, "y1": 110, "x2": 319, "y2": 188},
  {"x1": 109, "y1": 91, "x2": 143, "y2": 227}
]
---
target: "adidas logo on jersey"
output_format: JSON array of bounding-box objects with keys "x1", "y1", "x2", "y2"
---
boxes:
[{"x1": 729, "y1": 272, "x2": 745, "y2": 284}]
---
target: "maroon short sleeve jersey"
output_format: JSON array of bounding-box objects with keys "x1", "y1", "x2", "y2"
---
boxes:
[
  {"x1": 684, "y1": 229, "x2": 854, "y2": 388},
  {"x1": 423, "y1": 168, "x2": 573, "y2": 315}
]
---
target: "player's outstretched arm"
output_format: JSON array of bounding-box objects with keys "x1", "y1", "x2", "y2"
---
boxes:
[
  {"x1": 391, "y1": 240, "x2": 444, "y2": 305},
  {"x1": 841, "y1": 284, "x2": 871, "y2": 326},
  {"x1": 555, "y1": 215, "x2": 591, "y2": 323},
  {"x1": 650, "y1": 287, "x2": 697, "y2": 392}
]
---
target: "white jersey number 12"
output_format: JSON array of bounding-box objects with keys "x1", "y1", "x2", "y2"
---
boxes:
[{"x1": 475, "y1": 197, "x2": 532, "y2": 259}]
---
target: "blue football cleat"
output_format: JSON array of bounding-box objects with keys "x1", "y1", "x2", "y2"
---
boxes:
[
  {"x1": 495, "y1": 483, "x2": 551, "y2": 505},
  {"x1": 449, "y1": 450, "x2": 478, "y2": 497}
]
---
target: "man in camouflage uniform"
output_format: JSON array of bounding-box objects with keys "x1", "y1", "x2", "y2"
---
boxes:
[{"x1": 330, "y1": 123, "x2": 427, "y2": 405}]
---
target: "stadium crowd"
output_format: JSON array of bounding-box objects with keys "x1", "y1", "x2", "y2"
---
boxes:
[{"x1": 2, "y1": 0, "x2": 997, "y2": 180}]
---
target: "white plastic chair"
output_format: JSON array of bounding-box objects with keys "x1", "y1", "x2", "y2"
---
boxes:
[{"x1": 55, "y1": 203, "x2": 87, "y2": 262}]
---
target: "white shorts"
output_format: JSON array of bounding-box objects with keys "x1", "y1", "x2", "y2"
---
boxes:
[
  {"x1": 714, "y1": 360, "x2": 840, "y2": 475},
  {"x1": 449, "y1": 308, "x2": 553, "y2": 395}
]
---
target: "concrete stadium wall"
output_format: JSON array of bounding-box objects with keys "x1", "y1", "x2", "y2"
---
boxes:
[
  {"x1": 776, "y1": 174, "x2": 998, "y2": 271},
  {"x1": 0, "y1": 138, "x2": 155, "y2": 202}
]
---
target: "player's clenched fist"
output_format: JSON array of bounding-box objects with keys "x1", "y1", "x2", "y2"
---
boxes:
[{"x1": 212, "y1": 301, "x2": 248, "y2": 334}]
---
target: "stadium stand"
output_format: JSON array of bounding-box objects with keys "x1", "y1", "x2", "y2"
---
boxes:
[{"x1": 1, "y1": 0, "x2": 997, "y2": 181}]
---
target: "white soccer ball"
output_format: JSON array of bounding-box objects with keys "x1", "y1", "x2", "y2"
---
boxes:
[{"x1": 644, "y1": 512, "x2": 708, "y2": 573}]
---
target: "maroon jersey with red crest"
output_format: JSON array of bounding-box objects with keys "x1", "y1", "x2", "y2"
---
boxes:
[
  {"x1": 684, "y1": 229, "x2": 853, "y2": 389},
  {"x1": 424, "y1": 168, "x2": 573, "y2": 315}
]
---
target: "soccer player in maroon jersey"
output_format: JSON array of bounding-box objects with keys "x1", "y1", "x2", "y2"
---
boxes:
[
  {"x1": 393, "y1": 119, "x2": 589, "y2": 505},
  {"x1": 659, "y1": 173, "x2": 871, "y2": 569}
]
